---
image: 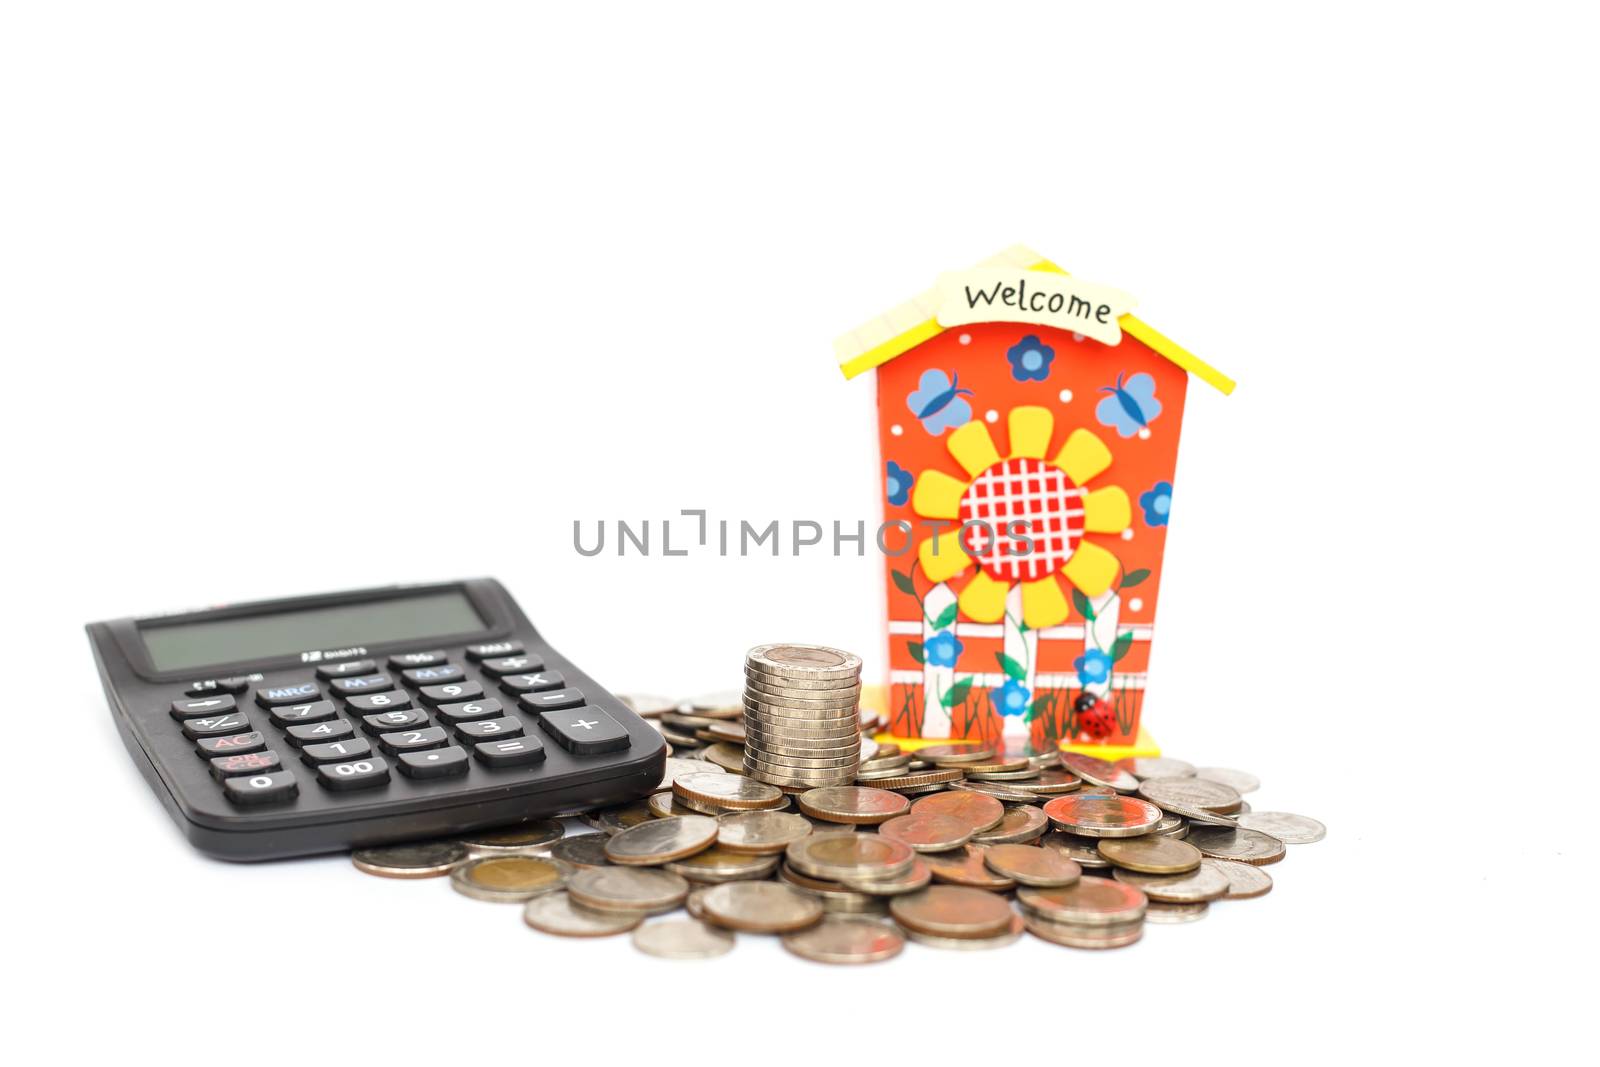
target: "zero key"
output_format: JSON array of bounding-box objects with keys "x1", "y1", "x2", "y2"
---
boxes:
[{"x1": 223, "y1": 770, "x2": 298, "y2": 806}]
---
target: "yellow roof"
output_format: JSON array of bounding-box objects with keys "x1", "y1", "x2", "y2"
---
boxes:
[{"x1": 835, "y1": 245, "x2": 1235, "y2": 395}]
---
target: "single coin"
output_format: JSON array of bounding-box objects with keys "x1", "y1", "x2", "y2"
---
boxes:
[
  {"x1": 903, "y1": 913, "x2": 1025, "y2": 951},
  {"x1": 685, "y1": 885, "x2": 710, "y2": 919},
  {"x1": 785, "y1": 833, "x2": 915, "y2": 882},
  {"x1": 700, "y1": 880, "x2": 824, "y2": 933},
  {"x1": 618, "y1": 694, "x2": 675, "y2": 717},
  {"x1": 878, "y1": 812, "x2": 974, "y2": 852},
  {"x1": 778, "y1": 863, "x2": 885, "y2": 913},
  {"x1": 1115, "y1": 756, "x2": 1197, "y2": 780},
  {"x1": 983, "y1": 843, "x2": 1082, "y2": 887},
  {"x1": 1061, "y1": 752, "x2": 1140, "y2": 792},
  {"x1": 705, "y1": 721, "x2": 746, "y2": 744},
  {"x1": 1096, "y1": 835, "x2": 1204, "y2": 874},
  {"x1": 662, "y1": 711, "x2": 722, "y2": 730},
  {"x1": 1136, "y1": 795, "x2": 1239, "y2": 828},
  {"x1": 664, "y1": 847, "x2": 781, "y2": 884},
  {"x1": 457, "y1": 820, "x2": 565, "y2": 853},
  {"x1": 673, "y1": 771, "x2": 783, "y2": 811},
  {"x1": 746, "y1": 643, "x2": 863, "y2": 681},
  {"x1": 974, "y1": 805, "x2": 1050, "y2": 844},
  {"x1": 874, "y1": 742, "x2": 902, "y2": 758},
  {"x1": 857, "y1": 763, "x2": 918, "y2": 781},
  {"x1": 1146, "y1": 900, "x2": 1210, "y2": 924},
  {"x1": 856, "y1": 769, "x2": 964, "y2": 791},
  {"x1": 1195, "y1": 766, "x2": 1261, "y2": 794},
  {"x1": 547, "y1": 833, "x2": 613, "y2": 869},
  {"x1": 921, "y1": 844, "x2": 1015, "y2": 890},
  {"x1": 604, "y1": 815, "x2": 719, "y2": 865},
  {"x1": 911, "y1": 790, "x2": 1006, "y2": 833},
  {"x1": 450, "y1": 856, "x2": 570, "y2": 903},
  {"x1": 715, "y1": 810, "x2": 813, "y2": 854},
  {"x1": 686, "y1": 690, "x2": 744, "y2": 718},
  {"x1": 917, "y1": 744, "x2": 995, "y2": 765},
  {"x1": 1112, "y1": 862, "x2": 1231, "y2": 903},
  {"x1": 951, "y1": 780, "x2": 1041, "y2": 803},
  {"x1": 837, "y1": 856, "x2": 932, "y2": 896},
  {"x1": 1138, "y1": 776, "x2": 1243, "y2": 814},
  {"x1": 963, "y1": 757, "x2": 1030, "y2": 774},
  {"x1": 1152, "y1": 812, "x2": 1189, "y2": 838},
  {"x1": 1236, "y1": 811, "x2": 1326, "y2": 844},
  {"x1": 648, "y1": 791, "x2": 701, "y2": 819},
  {"x1": 1009, "y1": 768, "x2": 1083, "y2": 795},
  {"x1": 585, "y1": 799, "x2": 657, "y2": 835},
  {"x1": 799, "y1": 813, "x2": 859, "y2": 834},
  {"x1": 1017, "y1": 876, "x2": 1149, "y2": 925},
  {"x1": 1042, "y1": 793, "x2": 1163, "y2": 837},
  {"x1": 1206, "y1": 858, "x2": 1274, "y2": 899},
  {"x1": 889, "y1": 885, "x2": 1016, "y2": 939},
  {"x1": 522, "y1": 891, "x2": 643, "y2": 937},
  {"x1": 352, "y1": 840, "x2": 467, "y2": 878},
  {"x1": 632, "y1": 918, "x2": 735, "y2": 959},
  {"x1": 797, "y1": 786, "x2": 911, "y2": 824},
  {"x1": 1025, "y1": 914, "x2": 1143, "y2": 950},
  {"x1": 657, "y1": 756, "x2": 722, "y2": 792},
  {"x1": 1040, "y1": 830, "x2": 1112, "y2": 868},
  {"x1": 782, "y1": 917, "x2": 904, "y2": 964},
  {"x1": 567, "y1": 865, "x2": 690, "y2": 914},
  {"x1": 1185, "y1": 825, "x2": 1287, "y2": 865}
]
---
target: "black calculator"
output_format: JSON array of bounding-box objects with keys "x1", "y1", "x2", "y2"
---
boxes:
[{"x1": 87, "y1": 578, "x2": 666, "y2": 861}]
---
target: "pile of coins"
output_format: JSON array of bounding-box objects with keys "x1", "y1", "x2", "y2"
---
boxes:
[
  {"x1": 739, "y1": 644, "x2": 863, "y2": 789},
  {"x1": 351, "y1": 710, "x2": 1325, "y2": 964}
]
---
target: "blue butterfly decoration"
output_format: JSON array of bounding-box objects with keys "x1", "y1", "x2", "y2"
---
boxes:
[
  {"x1": 906, "y1": 368, "x2": 973, "y2": 435},
  {"x1": 1096, "y1": 372, "x2": 1163, "y2": 438}
]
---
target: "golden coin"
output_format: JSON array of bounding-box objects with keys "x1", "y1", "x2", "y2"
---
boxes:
[
  {"x1": 457, "y1": 820, "x2": 565, "y2": 853},
  {"x1": 921, "y1": 844, "x2": 1015, "y2": 890},
  {"x1": 1041, "y1": 794, "x2": 1163, "y2": 838},
  {"x1": 878, "y1": 812, "x2": 973, "y2": 852},
  {"x1": 567, "y1": 866, "x2": 690, "y2": 914},
  {"x1": 911, "y1": 790, "x2": 1006, "y2": 833},
  {"x1": 704, "y1": 743, "x2": 746, "y2": 772},
  {"x1": 521, "y1": 891, "x2": 643, "y2": 937},
  {"x1": 1010, "y1": 769, "x2": 1083, "y2": 795},
  {"x1": 700, "y1": 880, "x2": 824, "y2": 933},
  {"x1": 1017, "y1": 876, "x2": 1148, "y2": 925},
  {"x1": 973, "y1": 805, "x2": 1050, "y2": 844},
  {"x1": 1112, "y1": 863, "x2": 1231, "y2": 903},
  {"x1": 963, "y1": 757, "x2": 1030, "y2": 774},
  {"x1": 716, "y1": 810, "x2": 813, "y2": 854},
  {"x1": 982, "y1": 843, "x2": 1082, "y2": 887},
  {"x1": 888, "y1": 885, "x2": 1015, "y2": 939},
  {"x1": 450, "y1": 856, "x2": 570, "y2": 903},
  {"x1": 1096, "y1": 835, "x2": 1203, "y2": 874},
  {"x1": 917, "y1": 744, "x2": 995, "y2": 765},
  {"x1": 705, "y1": 721, "x2": 747, "y2": 744},
  {"x1": 855, "y1": 769, "x2": 963, "y2": 791},
  {"x1": 837, "y1": 855, "x2": 932, "y2": 896},
  {"x1": 796, "y1": 785, "x2": 911, "y2": 824},
  {"x1": 902, "y1": 912, "x2": 1025, "y2": 951},
  {"x1": 603, "y1": 814, "x2": 719, "y2": 865},
  {"x1": 673, "y1": 771, "x2": 784, "y2": 811},
  {"x1": 1205, "y1": 858, "x2": 1274, "y2": 899},
  {"x1": 782, "y1": 917, "x2": 904, "y2": 964},
  {"x1": 1184, "y1": 825, "x2": 1287, "y2": 865},
  {"x1": 785, "y1": 833, "x2": 915, "y2": 882}
]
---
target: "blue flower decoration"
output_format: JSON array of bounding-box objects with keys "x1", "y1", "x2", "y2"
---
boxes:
[
  {"x1": 924, "y1": 631, "x2": 964, "y2": 668},
  {"x1": 1139, "y1": 481, "x2": 1173, "y2": 527},
  {"x1": 1074, "y1": 649, "x2": 1112, "y2": 687},
  {"x1": 885, "y1": 461, "x2": 913, "y2": 506},
  {"x1": 994, "y1": 679, "x2": 1032, "y2": 717},
  {"x1": 1006, "y1": 335, "x2": 1055, "y2": 382}
]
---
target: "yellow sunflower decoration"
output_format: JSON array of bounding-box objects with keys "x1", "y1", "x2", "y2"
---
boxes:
[{"x1": 911, "y1": 406, "x2": 1132, "y2": 628}]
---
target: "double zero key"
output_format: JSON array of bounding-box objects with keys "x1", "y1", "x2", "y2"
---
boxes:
[{"x1": 316, "y1": 756, "x2": 390, "y2": 791}]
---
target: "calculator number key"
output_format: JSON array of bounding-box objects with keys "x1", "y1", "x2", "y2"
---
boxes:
[
  {"x1": 466, "y1": 641, "x2": 525, "y2": 662},
  {"x1": 388, "y1": 650, "x2": 447, "y2": 669},
  {"x1": 479, "y1": 655, "x2": 543, "y2": 678},
  {"x1": 316, "y1": 659, "x2": 377, "y2": 679},
  {"x1": 210, "y1": 750, "x2": 282, "y2": 779},
  {"x1": 397, "y1": 746, "x2": 470, "y2": 779},
  {"x1": 401, "y1": 664, "x2": 465, "y2": 687},
  {"x1": 346, "y1": 691, "x2": 414, "y2": 713},
  {"x1": 300, "y1": 737, "x2": 374, "y2": 765},
  {"x1": 223, "y1": 770, "x2": 298, "y2": 806},
  {"x1": 435, "y1": 698, "x2": 503, "y2": 723},
  {"x1": 196, "y1": 731, "x2": 266, "y2": 757},
  {"x1": 518, "y1": 687, "x2": 586, "y2": 713},
  {"x1": 269, "y1": 700, "x2": 338, "y2": 726},
  {"x1": 500, "y1": 671, "x2": 565, "y2": 694},
  {"x1": 330, "y1": 673, "x2": 395, "y2": 696},
  {"x1": 473, "y1": 736, "x2": 545, "y2": 768},
  {"x1": 170, "y1": 695, "x2": 237, "y2": 720},
  {"x1": 537, "y1": 707, "x2": 630, "y2": 755},
  {"x1": 286, "y1": 719, "x2": 356, "y2": 747},
  {"x1": 378, "y1": 725, "x2": 448, "y2": 755},
  {"x1": 256, "y1": 683, "x2": 321, "y2": 707},
  {"x1": 183, "y1": 712, "x2": 252, "y2": 740},
  {"x1": 419, "y1": 681, "x2": 483, "y2": 706},
  {"x1": 362, "y1": 708, "x2": 429, "y2": 733},
  {"x1": 453, "y1": 716, "x2": 524, "y2": 741},
  {"x1": 316, "y1": 757, "x2": 391, "y2": 792}
]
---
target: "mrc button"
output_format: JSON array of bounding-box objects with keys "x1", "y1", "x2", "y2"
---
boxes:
[{"x1": 256, "y1": 682, "x2": 321, "y2": 707}]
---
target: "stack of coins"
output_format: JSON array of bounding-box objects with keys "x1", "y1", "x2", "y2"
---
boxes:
[{"x1": 741, "y1": 644, "x2": 863, "y2": 789}]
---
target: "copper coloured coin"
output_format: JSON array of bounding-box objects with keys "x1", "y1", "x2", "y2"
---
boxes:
[
  {"x1": 973, "y1": 805, "x2": 1050, "y2": 844},
  {"x1": 700, "y1": 880, "x2": 824, "y2": 933},
  {"x1": 902, "y1": 913, "x2": 1025, "y2": 951},
  {"x1": 917, "y1": 744, "x2": 995, "y2": 765},
  {"x1": 1042, "y1": 794, "x2": 1163, "y2": 838},
  {"x1": 911, "y1": 790, "x2": 1006, "y2": 833},
  {"x1": 921, "y1": 844, "x2": 1015, "y2": 890},
  {"x1": 785, "y1": 832, "x2": 915, "y2": 882},
  {"x1": 782, "y1": 917, "x2": 904, "y2": 964},
  {"x1": 603, "y1": 815, "x2": 719, "y2": 865},
  {"x1": 878, "y1": 812, "x2": 974, "y2": 852},
  {"x1": 889, "y1": 885, "x2": 1016, "y2": 939},
  {"x1": 1096, "y1": 835, "x2": 1204, "y2": 874},
  {"x1": 796, "y1": 786, "x2": 910, "y2": 824},
  {"x1": 715, "y1": 810, "x2": 813, "y2": 854},
  {"x1": 1060, "y1": 752, "x2": 1140, "y2": 793},
  {"x1": 1025, "y1": 914, "x2": 1144, "y2": 950},
  {"x1": 982, "y1": 843, "x2": 1082, "y2": 887},
  {"x1": 1017, "y1": 876, "x2": 1148, "y2": 926}
]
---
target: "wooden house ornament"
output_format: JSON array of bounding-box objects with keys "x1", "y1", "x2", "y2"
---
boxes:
[{"x1": 837, "y1": 246, "x2": 1235, "y2": 753}]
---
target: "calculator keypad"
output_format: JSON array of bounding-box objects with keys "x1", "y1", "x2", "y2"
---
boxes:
[{"x1": 479, "y1": 655, "x2": 544, "y2": 677}]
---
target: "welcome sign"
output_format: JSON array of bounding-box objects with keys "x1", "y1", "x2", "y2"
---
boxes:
[{"x1": 935, "y1": 268, "x2": 1137, "y2": 346}]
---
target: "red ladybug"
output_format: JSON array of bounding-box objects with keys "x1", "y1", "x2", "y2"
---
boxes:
[{"x1": 1074, "y1": 693, "x2": 1116, "y2": 740}]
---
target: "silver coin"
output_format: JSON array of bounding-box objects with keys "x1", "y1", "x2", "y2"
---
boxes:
[
  {"x1": 1115, "y1": 756, "x2": 1197, "y2": 780},
  {"x1": 603, "y1": 815, "x2": 719, "y2": 865},
  {"x1": 632, "y1": 918, "x2": 736, "y2": 959},
  {"x1": 1185, "y1": 824, "x2": 1287, "y2": 865},
  {"x1": 743, "y1": 699, "x2": 862, "y2": 723},
  {"x1": 449, "y1": 855, "x2": 571, "y2": 903},
  {"x1": 837, "y1": 856, "x2": 933, "y2": 896},
  {"x1": 1060, "y1": 752, "x2": 1140, "y2": 793},
  {"x1": 1040, "y1": 830, "x2": 1113, "y2": 868},
  {"x1": 1206, "y1": 858, "x2": 1274, "y2": 899},
  {"x1": 781, "y1": 917, "x2": 904, "y2": 964},
  {"x1": 673, "y1": 771, "x2": 784, "y2": 810},
  {"x1": 1195, "y1": 766, "x2": 1261, "y2": 794},
  {"x1": 1112, "y1": 862, "x2": 1230, "y2": 903},
  {"x1": 1235, "y1": 811, "x2": 1326, "y2": 844},
  {"x1": 546, "y1": 833, "x2": 613, "y2": 869},
  {"x1": 351, "y1": 840, "x2": 468, "y2": 878},
  {"x1": 664, "y1": 847, "x2": 782, "y2": 884},
  {"x1": 1024, "y1": 914, "x2": 1144, "y2": 949},
  {"x1": 1152, "y1": 812, "x2": 1189, "y2": 838},
  {"x1": 742, "y1": 688, "x2": 861, "y2": 711},
  {"x1": 522, "y1": 891, "x2": 643, "y2": 937},
  {"x1": 1137, "y1": 776, "x2": 1243, "y2": 814},
  {"x1": 567, "y1": 865, "x2": 690, "y2": 914},
  {"x1": 745, "y1": 675, "x2": 863, "y2": 702},
  {"x1": 743, "y1": 719, "x2": 863, "y2": 741},
  {"x1": 786, "y1": 833, "x2": 916, "y2": 882},
  {"x1": 746, "y1": 643, "x2": 863, "y2": 682},
  {"x1": 1145, "y1": 900, "x2": 1210, "y2": 923}
]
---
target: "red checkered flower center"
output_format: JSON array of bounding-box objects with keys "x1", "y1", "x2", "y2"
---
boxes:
[{"x1": 958, "y1": 457, "x2": 1085, "y2": 584}]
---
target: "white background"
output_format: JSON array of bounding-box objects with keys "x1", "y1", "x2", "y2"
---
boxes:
[{"x1": 2, "y1": 1, "x2": 1593, "y2": 1061}]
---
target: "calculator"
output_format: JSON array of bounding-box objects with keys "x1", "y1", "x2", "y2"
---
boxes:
[{"x1": 86, "y1": 578, "x2": 666, "y2": 860}]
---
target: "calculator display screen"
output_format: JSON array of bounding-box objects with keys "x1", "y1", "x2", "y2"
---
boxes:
[{"x1": 140, "y1": 591, "x2": 486, "y2": 672}]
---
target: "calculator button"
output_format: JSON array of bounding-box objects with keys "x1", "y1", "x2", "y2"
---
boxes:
[
  {"x1": 209, "y1": 750, "x2": 283, "y2": 779},
  {"x1": 189, "y1": 676, "x2": 252, "y2": 696},
  {"x1": 286, "y1": 719, "x2": 356, "y2": 747},
  {"x1": 537, "y1": 707, "x2": 630, "y2": 755},
  {"x1": 170, "y1": 695, "x2": 237, "y2": 720},
  {"x1": 518, "y1": 687, "x2": 586, "y2": 713},
  {"x1": 479, "y1": 654, "x2": 545, "y2": 677},
  {"x1": 196, "y1": 731, "x2": 266, "y2": 757},
  {"x1": 183, "y1": 712, "x2": 252, "y2": 740},
  {"x1": 398, "y1": 746, "x2": 470, "y2": 779},
  {"x1": 300, "y1": 737, "x2": 374, "y2": 765},
  {"x1": 223, "y1": 770, "x2": 298, "y2": 806},
  {"x1": 474, "y1": 736, "x2": 546, "y2": 768},
  {"x1": 466, "y1": 641, "x2": 524, "y2": 662},
  {"x1": 346, "y1": 691, "x2": 414, "y2": 714},
  {"x1": 453, "y1": 716, "x2": 524, "y2": 742},
  {"x1": 435, "y1": 697, "x2": 504, "y2": 723},
  {"x1": 269, "y1": 700, "x2": 338, "y2": 727},
  {"x1": 388, "y1": 650, "x2": 448, "y2": 669},
  {"x1": 330, "y1": 673, "x2": 395, "y2": 696},
  {"x1": 316, "y1": 659, "x2": 377, "y2": 679},
  {"x1": 316, "y1": 757, "x2": 391, "y2": 791},
  {"x1": 402, "y1": 664, "x2": 466, "y2": 687},
  {"x1": 256, "y1": 682, "x2": 321, "y2": 707},
  {"x1": 362, "y1": 708, "x2": 429, "y2": 733},
  {"x1": 420, "y1": 681, "x2": 483, "y2": 706},
  {"x1": 500, "y1": 671, "x2": 566, "y2": 694},
  {"x1": 378, "y1": 725, "x2": 448, "y2": 754}
]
